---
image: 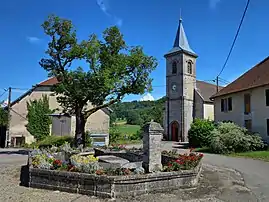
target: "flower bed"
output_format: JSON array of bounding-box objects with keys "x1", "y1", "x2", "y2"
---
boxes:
[{"x1": 162, "y1": 149, "x2": 203, "y2": 170}]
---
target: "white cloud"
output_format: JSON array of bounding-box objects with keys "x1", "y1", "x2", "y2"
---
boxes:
[
  {"x1": 27, "y1": 36, "x2": 41, "y2": 44},
  {"x1": 140, "y1": 93, "x2": 155, "y2": 101},
  {"x1": 96, "y1": 0, "x2": 123, "y2": 27},
  {"x1": 209, "y1": 0, "x2": 221, "y2": 9}
]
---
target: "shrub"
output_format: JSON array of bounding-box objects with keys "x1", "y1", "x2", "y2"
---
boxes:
[
  {"x1": 109, "y1": 126, "x2": 123, "y2": 143},
  {"x1": 209, "y1": 122, "x2": 264, "y2": 154},
  {"x1": 36, "y1": 135, "x2": 74, "y2": 148},
  {"x1": 129, "y1": 129, "x2": 143, "y2": 140},
  {"x1": 188, "y1": 119, "x2": 215, "y2": 148},
  {"x1": 85, "y1": 131, "x2": 93, "y2": 147}
]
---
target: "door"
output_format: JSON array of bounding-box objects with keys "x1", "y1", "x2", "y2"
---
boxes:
[
  {"x1": 51, "y1": 116, "x2": 71, "y2": 136},
  {"x1": 171, "y1": 121, "x2": 179, "y2": 141},
  {"x1": 0, "y1": 126, "x2": 6, "y2": 148}
]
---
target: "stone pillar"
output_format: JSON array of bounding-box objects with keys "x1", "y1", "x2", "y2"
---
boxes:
[{"x1": 142, "y1": 120, "x2": 164, "y2": 173}]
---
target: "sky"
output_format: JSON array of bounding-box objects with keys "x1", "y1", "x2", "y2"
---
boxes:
[{"x1": 0, "y1": 0, "x2": 269, "y2": 103}]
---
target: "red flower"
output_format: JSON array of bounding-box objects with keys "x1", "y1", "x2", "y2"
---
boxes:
[
  {"x1": 199, "y1": 153, "x2": 204, "y2": 158},
  {"x1": 96, "y1": 169, "x2": 104, "y2": 175}
]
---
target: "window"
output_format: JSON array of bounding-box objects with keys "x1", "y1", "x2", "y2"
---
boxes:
[
  {"x1": 221, "y1": 99, "x2": 225, "y2": 112},
  {"x1": 244, "y1": 94, "x2": 251, "y2": 114},
  {"x1": 221, "y1": 97, "x2": 232, "y2": 112},
  {"x1": 172, "y1": 62, "x2": 177, "y2": 74},
  {"x1": 267, "y1": 119, "x2": 269, "y2": 136},
  {"x1": 266, "y1": 89, "x2": 269, "y2": 106},
  {"x1": 187, "y1": 61, "x2": 192, "y2": 74},
  {"x1": 244, "y1": 120, "x2": 252, "y2": 131}
]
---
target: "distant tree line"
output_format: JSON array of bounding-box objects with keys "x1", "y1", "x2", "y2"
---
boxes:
[{"x1": 110, "y1": 97, "x2": 166, "y2": 126}]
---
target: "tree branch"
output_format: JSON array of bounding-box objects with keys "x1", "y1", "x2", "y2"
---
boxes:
[{"x1": 84, "y1": 94, "x2": 122, "y2": 118}]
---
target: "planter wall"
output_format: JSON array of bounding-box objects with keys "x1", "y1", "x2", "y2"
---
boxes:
[{"x1": 29, "y1": 163, "x2": 202, "y2": 198}]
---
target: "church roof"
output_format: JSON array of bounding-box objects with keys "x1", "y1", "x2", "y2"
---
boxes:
[
  {"x1": 211, "y1": 56, "x2": 269, "y2": 99},
  {"x1": 165, "y1": 19, "x2": 197, "y2": 57},
  {"x1": 196, "y1": 80, "x2": 223, "y2": 103}
]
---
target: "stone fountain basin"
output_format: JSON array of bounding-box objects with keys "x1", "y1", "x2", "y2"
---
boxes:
[{"x1": 29, "y1": 163, "x2": 201, "y2": 198}]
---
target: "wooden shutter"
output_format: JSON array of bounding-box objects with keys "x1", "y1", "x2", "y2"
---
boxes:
[
  {"x1": 244, "y1": 94, "x2": 251, "y2": 114},
  {"x1": 228, "y1": 97, "x2": 232, "y2": 111},
  {"x1": 266, "y1": 89, "x2": 269, "y2": 106}
]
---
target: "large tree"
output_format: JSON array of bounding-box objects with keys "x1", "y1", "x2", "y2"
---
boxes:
[{"x1": 39, "y1": 15, "x2": 157, "y2": 146}]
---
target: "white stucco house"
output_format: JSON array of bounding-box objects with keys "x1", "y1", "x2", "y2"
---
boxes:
[{"x1": 211, "y1": 56, "x2": 269, "y2": 142}]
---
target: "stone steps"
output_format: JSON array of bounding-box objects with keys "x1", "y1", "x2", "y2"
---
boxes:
[{"x1": 172, "y1": 142, "x2": 189, "y2": 149}]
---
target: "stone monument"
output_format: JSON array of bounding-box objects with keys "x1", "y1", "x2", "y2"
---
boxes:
[{"x1": 142, "y1": 120, "x2": 164, "y2": 173}]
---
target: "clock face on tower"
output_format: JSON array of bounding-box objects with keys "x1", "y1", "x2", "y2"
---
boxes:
[{"x1": 171, "y1": 84, "x2": 177, "y2": 92}]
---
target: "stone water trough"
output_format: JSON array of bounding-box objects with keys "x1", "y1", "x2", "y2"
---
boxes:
[{"x1": 28, "y1": 121, "x2": 202, "y2": 198}]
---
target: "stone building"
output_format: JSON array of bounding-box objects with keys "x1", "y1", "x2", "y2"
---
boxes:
[
  {"x1": 5, "y1": 77, "x2": 111, "y2": 147},
  {"x1": 164, "y1": 19, "x2": 221, "y2": 141}
]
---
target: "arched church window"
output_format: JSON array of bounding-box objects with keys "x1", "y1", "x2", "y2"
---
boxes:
[
  {"x1": 172, "y1": 61, "x2": 177, "y2": 74},
  {"x1": 187, "y1": 61, "x2": 192, "y2": 74}
]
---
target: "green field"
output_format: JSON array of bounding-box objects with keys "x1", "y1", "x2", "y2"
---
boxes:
[{"x1": 116, "y1": 124, "x2": 141, "y2": 135}]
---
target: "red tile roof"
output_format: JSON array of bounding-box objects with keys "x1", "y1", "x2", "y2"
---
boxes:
[
  {"x1": 211, "y1": 56, "x2": 269, "y2": 99},
  {"x1": 38, "y1": 77, "x2": 58, "y2": 86},
  {"x1": 196, "y1": 80, "x2": 223, "y2": 102}
]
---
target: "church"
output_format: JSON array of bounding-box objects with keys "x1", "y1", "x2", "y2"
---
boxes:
[{"x1": 164, "y1": 19, "x2": 221, "y2": 142}]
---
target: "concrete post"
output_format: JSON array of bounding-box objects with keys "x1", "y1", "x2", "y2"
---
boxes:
[{"x1": 142, "y1": 120, "x2": 164, "y2": 173}]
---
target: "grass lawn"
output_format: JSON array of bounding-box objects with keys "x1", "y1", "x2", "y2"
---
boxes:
[
  {"x1": 194, "y1": 147, "x2": 213, "y2": 153},
  {"x1": 229, "y1": 151, "x2": 269, "y2": 162},
  {"x1": 116, "y1": 124, "x2": 141, "y2": 136}
]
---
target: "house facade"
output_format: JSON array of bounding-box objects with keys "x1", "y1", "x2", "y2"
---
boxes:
[
  {"x1": 164, "y1": 19, "x2": 221, "y2": 142},
  {"x1": 8, "y1": 77, "x2": 110, "y2": 146},
  {"x1": 211, "y1": 56, "x2": 269, "y2": 142}
]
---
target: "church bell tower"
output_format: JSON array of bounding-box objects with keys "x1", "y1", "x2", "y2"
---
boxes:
[{"x1": 164, "y1": 18, "x2": 198, "y2": 142}]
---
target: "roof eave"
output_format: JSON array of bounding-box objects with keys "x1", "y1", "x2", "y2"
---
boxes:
[{"x1": 164, "y1": 49, "x2": 198, "y2": 58}]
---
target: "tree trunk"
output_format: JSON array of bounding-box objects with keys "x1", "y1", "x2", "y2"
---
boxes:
[{"x1": 75, "y1": 109, "x2": 86, "y2": 147}]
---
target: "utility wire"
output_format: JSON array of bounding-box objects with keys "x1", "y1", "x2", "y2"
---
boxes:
[
  {"x1": 217, "y1": 0, "x2": 250, "y2": 77},
  {"x1": 10, "y1": 108, "x2": 27, "y2": 121},
  {"x1": 0, "y1": 89, "x2": 7, "y2": 100}
]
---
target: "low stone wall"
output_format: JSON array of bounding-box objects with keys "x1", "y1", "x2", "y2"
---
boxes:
[
  {"x1": 29, "y1": 163, "x2": 202, "y2": 198},
  {"x1": 94, "y1": 148, "x2": 143, "y2": 162}
]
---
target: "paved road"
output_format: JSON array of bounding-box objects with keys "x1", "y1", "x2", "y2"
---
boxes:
[
  {"x1": 0, "y1": 148, "x2": 28, "y2": 165},
  {"x1": 202, "y1": 153, "x2": 269, "y2": 202}
]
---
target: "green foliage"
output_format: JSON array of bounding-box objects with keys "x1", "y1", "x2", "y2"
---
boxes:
[
  {"x1": 39, "y1": 15, "x2": 157, "y2": 146},
  {"x1": 129, "y1": 129, "x2": 143, "y2": 140},
  {"x1": 0, "y1": 105, "x2": 7, "y2": 126},
  {"x1": 36, "y1": 135, "x2": 74, "y2": 148},
  {"x1": 110, "y1": 96, "x2": 166, "y2": 126},
  {"x1": 26, "y1": 95, "x2": 53, "y2": 141},
  {"x1": 85, "y1": 131, "x2": 93, "y2": 147},
  {"x1": 188, "y1": 119, "x2": 215, "y2": 148},
  {"x1": 126, "y1": 111, "x2": 143, "y2": 125},
  {"x1": 209, "y1": 122, "x2": 265, "y2": 154},
  {"x1": 109, "y1": 126, "x2": 123, "y2": 143}
]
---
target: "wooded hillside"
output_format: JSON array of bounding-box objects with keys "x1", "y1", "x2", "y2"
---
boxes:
[{"x1": 110, "y1": 97, "x2": 166, "y2": 126}]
